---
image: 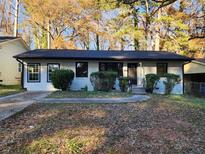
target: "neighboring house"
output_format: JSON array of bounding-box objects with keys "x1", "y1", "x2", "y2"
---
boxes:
[
  {"x1": 0, "y1": 36, "x2": 29, "y2": 85},
  {"x1": 184, "y1": 59, "x2": 205, "y2": 96},
  {"x1": 184, "y1": 58, "x2": 205, "y2": 82},
  {"x1": 14, "y1": 49, "x2": 192, "y2": 94}
]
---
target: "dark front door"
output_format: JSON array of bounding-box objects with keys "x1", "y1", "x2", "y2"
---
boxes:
[{"x1": 128, "y1": 63, "x2": 138, "y2": 84}]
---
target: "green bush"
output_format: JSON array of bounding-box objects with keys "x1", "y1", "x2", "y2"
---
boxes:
[
  {"x1": 145, "y1": 74, "x2": 160, "y2": 93},
  {"x1": 51, "y1": 69, "x2": 74, "y2": 91},
  {"x1": 119, "y1": 77, "x2": 130, "y2": 92},
  {"x1": 90, "y1": 71, "x2": 117, "y2": 92},
  {"x1": 163, "y1": 73, "x2": 180, "y2": 95}
]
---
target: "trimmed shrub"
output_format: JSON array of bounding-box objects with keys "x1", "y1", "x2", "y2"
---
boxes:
[
  {"x1": 119, "y1": 77, "x2": 131, "y2": 92},
  {"x1": 163, "y1": 73, "x2": 180, "y2": 95},
  {"x1": 90, "y1": 71, "x2": 117, "y2": 92},
  {"x1": 145, "y1": 74, "x2": 160, "y2": 93},
  {"x1": 51, "y1": 69, "x2": 74, "y2": 91}
]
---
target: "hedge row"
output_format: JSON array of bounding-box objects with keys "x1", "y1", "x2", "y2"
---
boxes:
[{"x1": 50, "y1": 69, "x2": 180, "y2": 94}]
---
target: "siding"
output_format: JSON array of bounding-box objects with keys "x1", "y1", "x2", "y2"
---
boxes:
[
  {"x1": 0, "y1": 40, "x2": 27, "y2": 85},
  {"x1": 184, "y1": 61, "x2": 205, "y2": 74}
]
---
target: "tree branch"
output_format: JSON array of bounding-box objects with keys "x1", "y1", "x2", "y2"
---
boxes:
[{"x1": 34, "y1": 21, "x2": 54, "y2": 40}]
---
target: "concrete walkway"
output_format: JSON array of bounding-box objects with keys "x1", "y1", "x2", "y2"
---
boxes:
[
  {"x1": 0, "y1": 92, "x2": 50, "y2": 121},
  {"x1": 39, "y1": 95, "x2": 150, "y2": 104}
]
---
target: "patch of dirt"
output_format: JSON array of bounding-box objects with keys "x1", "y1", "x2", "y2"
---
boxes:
[{"x1": 0, "y1": 96, "x2": 205, "y2": 153}]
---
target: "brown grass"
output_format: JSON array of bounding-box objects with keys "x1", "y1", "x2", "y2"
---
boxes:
[{"x1": 0, "y1": 95, "x2": 205, "y2": 153}]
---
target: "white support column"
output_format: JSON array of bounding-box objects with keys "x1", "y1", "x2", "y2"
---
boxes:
[
  {"x1": 123, "y1": 63, "x2": 128, "y2": 77},
  {"x1": 137, "y1": 62, "x2": 144, "y2": 87}
]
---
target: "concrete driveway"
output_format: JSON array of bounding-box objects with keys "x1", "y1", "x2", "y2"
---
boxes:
[{"x1": 0, "y1": 92, "x2": 50, "y2": 121}]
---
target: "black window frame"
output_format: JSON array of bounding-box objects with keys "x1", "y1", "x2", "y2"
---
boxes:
[
  {"x1": 99, "y1": 62, "x2": 123, "y2": 77},
  {"x1": 156, "y1": 63, "x2": 168, "y2": 76},
  {"x1": 18, "y1": 62, "x2": 22, "y2": 72},
  {"x1": 27, "y1": 63, "x2": 41, "y2": 83},
  {"x1": 47, "y1": 63, "x2": 60, "y2": 82},
  {"x1": 76, "y1": 62, "x2": 88, "y2": 77}
]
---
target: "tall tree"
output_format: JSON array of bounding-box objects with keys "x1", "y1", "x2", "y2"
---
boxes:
[
  {"x1": 187, "y1": 0, "x2": 205, "y2": 57},
  {"x1": 117, "y1": 0, "x2": 178, "y2": 50},
  {"x1": 1, "y1": 0, "x2": 203, "y2": 58},
  {"x1": 0, "y1": 0, "x2": 13, "y2": 35},
  {"x1": 106, "y1": 7, "x2": 135, "y2": 50},
  {"x1": 22, "y1": 0, "x2": 99, "y2": 49}
]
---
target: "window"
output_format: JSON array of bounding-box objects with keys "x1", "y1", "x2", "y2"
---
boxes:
[
  {"x1": 47, "y1": 63, "x2": 60, "y2": 82},
  {"x1": 18, "y1": 63, "x2": 22, "y2": 72},
  {"x1": 76, "y1": 62, "x2": 88, "y2": 77},
  {"x1": 99, "y1": 62, "x2": 123, "y2": 77},
  {"x1": 157, "y1": 63, "x2": 168, "y2": 76},
  {"x1": 27, "y1": 63, "x2": 40, "y2": 82}
]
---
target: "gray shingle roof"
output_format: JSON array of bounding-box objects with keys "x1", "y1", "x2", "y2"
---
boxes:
[
  {"x1": 0, "y1": 36, "x2": 19, "y2": 43},
  {"x1": 14, "y1": 49, "x2": 193, "y2": 61},
  {"x1": 195, "y1": 58, "x2": 205, "y2": 63}
]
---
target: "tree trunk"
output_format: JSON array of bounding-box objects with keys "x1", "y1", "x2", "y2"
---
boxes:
[
  {"x1": 47, "y1": 20, "x2": 51, "y2": 49},
  {"x1": 144, "y1": 0, "x2": 152, "y2": 50},
  {"x1": 130, "y1": 5, "x2": 139, "y2": 50},
  {"x1": 133, "y1": 11, "x2": 139, "y2": 50},
  {"x1": 120, "y1": 38, "x2": 124, "y2": 50},
  {"x1": 96, "y1": 0, "x2": 100, "y2": 50},
  {"x1": 155, "y1": 8, "x2": 161, "y2": 51},
  {"x1": 13, "y1": 0, "x2": 19, "y2": 37},
  {"x1": 147, "y1": 30, "x2": 152, "y2": 50},
  {"x1": 96, "y1": 34, "x2": 100, "y2": 50}
]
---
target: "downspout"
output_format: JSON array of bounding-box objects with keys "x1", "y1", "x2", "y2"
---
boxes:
[
  {"x1": 182, "y1": 60, "x2": 192, "y2": 94},
  {"x1": 16, "y1": 59, "x2": 25, "y2": 89}
]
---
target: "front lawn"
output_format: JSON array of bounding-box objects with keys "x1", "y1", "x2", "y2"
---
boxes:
[
  {"x1": 0, "y1": 85, "x2": 23, "y2": 97},
  {"x1": 48, "y1": 91, "x2": 133, "y2": 98},
  {"x1": 168, "y1": 95, "x2": 205, "y2": 108},
  {"x1": 0, "y1": 95, "x2": 205, "y2": 153}
]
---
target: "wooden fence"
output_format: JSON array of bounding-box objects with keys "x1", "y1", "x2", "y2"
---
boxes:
[{"x1": 184, "y1": 81, "x2": 205, "y2": 97}]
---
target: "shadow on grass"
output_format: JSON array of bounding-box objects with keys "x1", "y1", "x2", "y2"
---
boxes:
[{"x1": 47, "y1": 91, "x2": 134, "y2": 99}]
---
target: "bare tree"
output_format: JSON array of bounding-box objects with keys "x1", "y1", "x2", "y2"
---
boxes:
[{"x1": 0, "y1": 0, "x2": 13, "y2": 35}]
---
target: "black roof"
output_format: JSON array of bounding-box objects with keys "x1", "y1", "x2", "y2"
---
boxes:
[
  {"x1": 0, "y1": 36, "x2": 19, "y2": 43},
  {"x1": 14, "y1": 49, "x2": 193, "y2": 61},
  {"x1": 195, "y1": 58, "x2": 205, "y2": 63}
]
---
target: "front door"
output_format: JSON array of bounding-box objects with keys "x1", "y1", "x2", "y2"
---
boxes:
[{"x1": 128, "y1": 63, "x2": 138, "y2": 84}]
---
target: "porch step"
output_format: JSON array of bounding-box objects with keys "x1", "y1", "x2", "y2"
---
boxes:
[{"x1": 132, "y1": 86, "x2": 146, "y2": 95}]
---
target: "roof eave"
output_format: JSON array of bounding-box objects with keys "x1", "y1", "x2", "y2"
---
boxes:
[{"x1": 13, "y1": 56, "x2": 192, "y2": 61}]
